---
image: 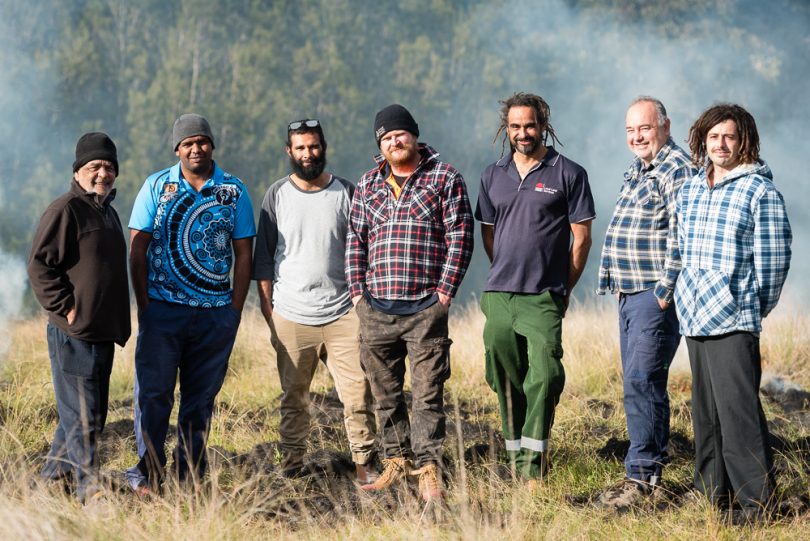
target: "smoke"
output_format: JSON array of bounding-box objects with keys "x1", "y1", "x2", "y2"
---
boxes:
[
  {"x1": 0, "y1": 251, "x2": 27, "y2": 358},
  {"x1": 451, "y1": 0, "x2": 809, "y2": 307}
]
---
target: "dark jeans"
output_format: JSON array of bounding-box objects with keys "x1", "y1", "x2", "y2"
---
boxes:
[
  {"x1": 41, "y1": 323, "x2": 113, "y2": 501},
  {"x1": 134, "y1": 301, "x2": 240, "y2": 484},
  {"x1": 686, "y1": 332, "x2": 774, "y2": 509},
  {"x1": 618, "y1": 289, "x2": 680, "y2": 484},
  {"x1": 356, "y1": 298, "x2": 451, "y2": 468}
]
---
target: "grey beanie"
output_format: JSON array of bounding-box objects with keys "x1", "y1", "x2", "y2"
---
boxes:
[{"x1": 172, "y1": 113, "x2": 215, "y2": 150}]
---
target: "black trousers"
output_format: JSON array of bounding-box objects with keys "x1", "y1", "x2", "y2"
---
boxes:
[{"x1": 686, "y1": 332, "x2": 774, "y2": 509}]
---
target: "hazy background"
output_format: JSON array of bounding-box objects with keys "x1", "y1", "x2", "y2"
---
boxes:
[{"x1": 1, "y1": 0, "x2": 807, "y2": 341}]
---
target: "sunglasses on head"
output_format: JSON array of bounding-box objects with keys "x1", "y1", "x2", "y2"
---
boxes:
[{"x1": 288, "y1": 119, "x2": 320, "y2": 131}]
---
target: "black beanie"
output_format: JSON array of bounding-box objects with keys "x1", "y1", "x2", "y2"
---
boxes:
[
  {"x1": 73, "y1": 132, "x2": 118, "y2": 174},
  {"x1": 373, "y1": 104, "x2": 419, "y2": 144}
]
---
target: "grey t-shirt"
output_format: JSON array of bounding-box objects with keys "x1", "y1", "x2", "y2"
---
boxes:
[{"x1": 253, "y1": 175, "x2": 355, "y2": 325}]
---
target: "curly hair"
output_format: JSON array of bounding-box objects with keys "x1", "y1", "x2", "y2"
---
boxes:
[
  {"x1": 688, "y1": 103, "x2": 759, "y2": 167},
  {"x1": 493, "y1": 92, "x2": 562, "y2": 158}
]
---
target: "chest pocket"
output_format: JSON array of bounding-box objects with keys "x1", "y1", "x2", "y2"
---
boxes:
[
  {"x1": 365, "y1": 189, "x2": 391, "y2": 224},
  {"x1": 634, "y1": 178, "x2": 662, "y2": 207},
  {"x1": 409, "y1": 184, "x2": 442, "y2": 222}
]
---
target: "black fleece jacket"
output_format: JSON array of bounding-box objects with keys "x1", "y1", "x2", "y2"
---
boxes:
[{"x1": 27, "y1": 180, "x2": 131, "y2": 345}]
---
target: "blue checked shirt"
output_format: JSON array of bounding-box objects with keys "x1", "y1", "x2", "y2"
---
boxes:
[
  {"x1": 597, "y1": 138, "x2": 696, "y2": 302},
  {"x1": 674, "y1": 160, "x2": 791, "y2": 336}
]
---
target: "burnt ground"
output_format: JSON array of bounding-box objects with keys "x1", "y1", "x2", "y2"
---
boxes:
[{"x1": 26, "y1": 380, "x2": 810, "y2": 524}]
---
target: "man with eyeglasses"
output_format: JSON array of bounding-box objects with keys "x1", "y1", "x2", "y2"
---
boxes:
[
  {"x1": 346, "y1": 104, "x2": 474, "y2": 501},
  {"x1": 28, "y1": 132, "x2": 131, "y2": 503},
  {"x1": 126, "y1": 114, "x2": 255, "y2": 494},
  {"x1": 253, "y1": 118, "x2": 378, "y2": 483}
]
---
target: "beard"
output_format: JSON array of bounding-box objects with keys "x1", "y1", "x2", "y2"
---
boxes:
[
  {"x1": 511, "y1": 136, "x2": 539, "y2": 156},
  {"x1": 383, "y1": 142, "x2": 419, "y2": 168},
  {"x1": 290, "y1": 153, "x2": 326, "y2": 181}
]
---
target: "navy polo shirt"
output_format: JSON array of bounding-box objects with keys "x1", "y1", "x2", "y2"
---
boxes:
[{"x1": 475, "y1": 147, "x2": 595, "y2": 295}]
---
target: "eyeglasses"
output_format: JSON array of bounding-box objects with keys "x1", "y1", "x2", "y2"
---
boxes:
[{"x1": 288, "y1": 119, "x2": 320, "y2": 131}]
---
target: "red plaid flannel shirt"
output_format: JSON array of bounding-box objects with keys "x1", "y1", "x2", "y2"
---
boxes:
[{"x1": 346, "y1": 144, "x2": 474, "y2": 300}]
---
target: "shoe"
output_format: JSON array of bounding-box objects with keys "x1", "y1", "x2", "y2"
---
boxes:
[
  {"x1": 414, "y1": 463, "x2": 443, "y2": 502},
  {"x1": 360, "y1": 457, "x2": 410, "y2": 491},
  {"x1": 729, "y1": 506, "x2": 769, "y2": 527},
  {"x1": 524, "y1": 478, "x2": 543, "y2": 492},
  {"x1": 126, "y1": 466, "x2": 154, "y2": 499},
  {"x1": 597, "y1": 478, "x2": 652, "y2": 510},
  {"x1": 355, "y1": 462, "x2": 379, "y2": 485}
]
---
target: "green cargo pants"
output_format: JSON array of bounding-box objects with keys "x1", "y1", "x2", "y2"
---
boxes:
[{"x1": 480, "y1": 291, "x2": 565, "y2": 479}]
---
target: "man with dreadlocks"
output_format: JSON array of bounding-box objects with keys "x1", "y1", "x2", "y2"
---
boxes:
[
  {"x1": 674, "y1": 103, "x2": 791, "y2": 525},
  {"x1": 475, "y1": 92, "x2": 595, "y2": 484}
]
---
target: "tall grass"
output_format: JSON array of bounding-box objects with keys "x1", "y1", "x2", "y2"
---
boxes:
[{"x1": 0, "y1": 302, "x2": 808, "y2": 540}]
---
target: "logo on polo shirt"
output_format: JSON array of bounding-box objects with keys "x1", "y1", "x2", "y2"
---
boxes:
[{"x1": 534, "y1": 182, "x2": 558, "y2": 195}]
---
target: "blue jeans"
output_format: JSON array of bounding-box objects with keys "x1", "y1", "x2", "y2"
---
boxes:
[
  {"x1": 618, "y1": 289, "x2": 679, "y2": 484},
  {"x1": 132, "y1": 301, "x2": 240, "y2": 484},
  {"x1": 41, "y1": 323, "x2": 114, "y2": 501}
]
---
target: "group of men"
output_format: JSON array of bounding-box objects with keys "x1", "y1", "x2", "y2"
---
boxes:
[{"x1": 27, "y1": 93, "x2": 790, "y2": 521}]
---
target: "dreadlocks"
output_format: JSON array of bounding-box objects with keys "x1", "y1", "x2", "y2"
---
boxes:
[
  {"x1": 688, "y1": 103, "x2": 760, "y2": 168},
  {"x1": 493, "y1": 92, "x2": 562, "y2": 158}
]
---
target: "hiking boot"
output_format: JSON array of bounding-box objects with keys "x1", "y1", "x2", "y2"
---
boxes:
[
  {"x1": 360, "y1": 457, "x2": 410, "y2": 491},
  {"x1": 355, "y1": 462, "x2": 379, "y2": 485},
  {"x1": 597, "y1": 478, "x2": 653, "y2": 510},
  {"x1": 414, "y1": 463, "x2": 443, "y2": 502}
]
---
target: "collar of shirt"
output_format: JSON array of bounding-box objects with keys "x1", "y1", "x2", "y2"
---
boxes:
[
  {"x1": 495, "y1": 146, "x2": 561, "y2": 183},
  {"x1": 168, "y1": 160, "x2": 225, "y2": 191},
  {"x1": 624, "y1": 137, "x2": 677, "y2": 182}
]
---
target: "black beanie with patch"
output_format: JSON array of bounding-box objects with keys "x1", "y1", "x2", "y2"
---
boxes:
[{"x1": 373, "y1": 104, "x2": 419, "y2": 145}]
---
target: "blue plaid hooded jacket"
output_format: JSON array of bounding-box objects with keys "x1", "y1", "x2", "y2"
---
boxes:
[{"x1": 674, "y1": 160, "x2": 791, "y2": 336}]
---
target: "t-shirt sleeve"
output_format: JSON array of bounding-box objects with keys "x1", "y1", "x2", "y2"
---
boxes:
[
  {"x1": 128, "y1": 179, "x2": 157, "y2": 232},
  {"x1": 474, "y1": 170, "x2": 495, "y2": 224},
  {"x1": 252, "y1": 187, "x2": 278, "y2": 280},
  {"x1": 232, "y1": 186, "x2": 256, "y2": 239},
  {"x1": 566, "y1": 167, "x2": 596, "y2": 223}
]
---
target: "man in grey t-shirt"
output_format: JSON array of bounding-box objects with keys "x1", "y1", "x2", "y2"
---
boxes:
[{"x1": 253, "y1": 119, "x2": 377, "y2": 483}]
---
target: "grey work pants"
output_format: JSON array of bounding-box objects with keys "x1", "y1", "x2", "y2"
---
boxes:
[{"x1": 356, "y1": 299, "x2": 451, "y2": 468}]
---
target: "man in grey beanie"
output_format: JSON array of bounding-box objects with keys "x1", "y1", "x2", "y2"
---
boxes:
[
  {"x1": 126, "y1": 114, "x2": 255, "y2": 494},
  {"x1": 28, "y1": 132, "x2": 131, "y2": 503}
]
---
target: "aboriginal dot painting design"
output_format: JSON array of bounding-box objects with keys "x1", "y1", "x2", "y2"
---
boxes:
[{"x1": 149, "y1": 182, "x2": 242, "y2": 307}]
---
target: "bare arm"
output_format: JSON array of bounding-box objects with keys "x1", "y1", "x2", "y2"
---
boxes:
[
  {"x1": 231, "y1": 237, "x2": 253, "y2": 313},
  {"x1": 129, "y1": 229, "x2": 152, "y2": 314},
  {"x1": 480, "y1": 223, "x2": 494, "y2": 263},
  {"x1": 566, "y1": 220, "x2": 593, "y2": 312},
  {"x1": 256, "y1": 279, "x2": 273, "y2": 324}
]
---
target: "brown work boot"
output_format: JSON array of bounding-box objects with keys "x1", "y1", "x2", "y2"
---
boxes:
[
  {"x1": 414, "y1": 463, "x2": 443, "y2": 502},
  {"x1": 360, "y1": 457, "x2": 410, "y2": 491},
  {"x1": 355, "y1": 462, "x2": 379, "y2": 485}
]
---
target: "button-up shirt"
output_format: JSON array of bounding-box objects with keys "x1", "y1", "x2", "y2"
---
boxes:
[
  {"x1": 597, "y1": 138, "x2": 696, "y2": 302},
  {"x1": 346, "y1": 144, "x2": 474, "y2": 301}
]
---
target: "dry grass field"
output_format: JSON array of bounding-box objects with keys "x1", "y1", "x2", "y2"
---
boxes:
[{"x1": 1, "y1": 299, "x2": 808, "y2": 540}]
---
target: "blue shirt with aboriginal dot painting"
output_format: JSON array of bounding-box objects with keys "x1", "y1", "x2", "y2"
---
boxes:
[{"x1": 129, "y1": 162, "x2": 256, "y2": 307}]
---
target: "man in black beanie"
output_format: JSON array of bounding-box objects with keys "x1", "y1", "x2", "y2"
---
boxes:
[
  {"x1": 347, "y1": 104, "x2": 474, "y2": 502},
  {"x1": 28, "y1": 132, "x2": 131, "y2": 503}
]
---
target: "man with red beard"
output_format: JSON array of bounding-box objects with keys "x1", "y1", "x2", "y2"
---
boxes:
[
  {"x1": 346, "y1": 104, "x2": 474, "y2": 501},
  {"x1": 253, "y1": 119, "x2": 377, "y2": 483},
  {"x1": 475, "y1": 93, "x2": 595, "y2": 486}
]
